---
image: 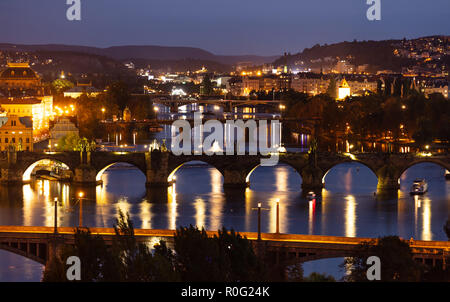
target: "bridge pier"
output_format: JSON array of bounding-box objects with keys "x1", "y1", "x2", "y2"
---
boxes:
[
  {"x1": 223, "y1": 169, "x2": 248, "y2": 189},
  {"x1": 73, "y1": 165, "x2": 99, "y2": 186},
  {"x1": 146, "y1": 187, "x2": 169, "y2": 203},
  {"x1": 300, "y1": 166, "x2": 324, "y2": 193},
  {"x1": 145, "y1": 151, "x2": 171, "y2": 187},
  {"x1": 376, "y1": 165, "x2": 400, "y2": 197},
  {"x1": 0, "y1": 168, "x2": 24, "y2": 185}
]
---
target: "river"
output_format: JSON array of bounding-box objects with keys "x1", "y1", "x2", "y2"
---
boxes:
[{"x1": 0, "y1": 160, "x2": 448, "y2": 281}]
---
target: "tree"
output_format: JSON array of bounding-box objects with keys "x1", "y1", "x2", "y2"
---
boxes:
[
  {"x1": 303, "y1": 272, "x2": 335, "y2": 282},
  {"x1": 342, "y1": 236, "x2": 422, "y2": 282},
  {"x1": 200, "y1": 74, "x2": 214, "y2": 95},
  {"x1": 52, "y1": 79, "x2": 74, "y2": 94},
  {"x1": 107, "y1": 81, "x2": 130, "y2": 111},
  {"x1": 42, "y1": 210, "x2": 178, "y2": 282},
  {"x1": 412, "y1": 117, "x2": 434, "y2": 146},
  {"x1": 57, "y1": 133, "x2": 95, "y2": 152},
  {"x1": 326, "y1": 77, "x2": 337, "y2": 99},
  {"x1": 172, "y1": 225, "x2": 267, "y2": 282}
]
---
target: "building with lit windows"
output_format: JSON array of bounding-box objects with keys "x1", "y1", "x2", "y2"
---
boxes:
[
  {"x1": 346, "y1": 78, "x2": 378, "y2": 96},
  {"x1": 0, "y1": 62, "x2": 44, "y2": 97},
  {"x1": 291, "y1": 74, "x2": 329, "y2": 95},
  {"x1": 63, "y1": 82, "x2": 102, "y2": 98},
  {"x1": 0, "y1": 115, "x2": 33, "y2": 151},
  {"x1": 0, "y1": 97, "x2": 53, "y2": 132},
  {"x1": 49, "y1": 117, "x2": 79, "y2": 148},
  {"x1": 338, "y1": 79, "x2": 351, "y2": 100}
]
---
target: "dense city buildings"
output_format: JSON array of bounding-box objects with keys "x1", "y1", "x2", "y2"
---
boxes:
[
  {"x1": 0, "y1": 62, "x2": 53, "y2": 138},
  {"x1": 63, "y1": 82, "x2": 102, "y2": 98}
]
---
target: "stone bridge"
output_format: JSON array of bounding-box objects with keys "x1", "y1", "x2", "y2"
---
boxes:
[{"x1": 0, "y1": 150, "x2": 449, "y2": 195}]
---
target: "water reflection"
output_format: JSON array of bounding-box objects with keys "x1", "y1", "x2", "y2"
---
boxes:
[
  {"x1": 344, "y1": 195, "x2": 356, "y2": 237},
  {"x1": 0, "y1": 161, "x2": 448, "y2": 281},
  {"x1": 168, "y1": 184, "x2": 178, "y2": 230}
]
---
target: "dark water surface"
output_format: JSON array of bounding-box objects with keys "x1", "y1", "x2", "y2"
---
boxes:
[{"x1": 0, "y1": 161, "x2": 448, "y2": 281}]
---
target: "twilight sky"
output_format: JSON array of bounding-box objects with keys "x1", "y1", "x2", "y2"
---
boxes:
[{"x1": 0, "y1": 0, "x2": 449, "y2": 56}]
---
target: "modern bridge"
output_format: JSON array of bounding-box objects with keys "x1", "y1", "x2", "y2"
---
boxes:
[{"x1": 0, "y1": 226, "x2": 448, "y2": 269}]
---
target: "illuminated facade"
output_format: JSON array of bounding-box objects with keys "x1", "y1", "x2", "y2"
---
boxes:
[
  {"x1": 291, "y1": 75, "x2": 329, "y2": 95},
  {"x1": 0, "y1": 97, "x2": 53, "y2": 132},
  {"x1": 0, "y1": 62, "x2": 44, "y2": 97},
  {"x1": 0, "y1": 62, "x2": 53, "y2": 133},
  {"x1": 338, "y1": 79, "x2": 351, "y2": 100},
  {"x1": 0, "y1": 115, "x2": 33, "y2": 151},
  {"x1": 49, "y1": 117, "x2": 79, "y2": 148},
  {"x1": 63, "y1": 82, "x2": 102, "y2": 98}
]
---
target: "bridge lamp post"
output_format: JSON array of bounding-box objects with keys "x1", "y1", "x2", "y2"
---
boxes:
[
  {"x1": 101, "y1": 107, "x2": 105, "y2": 120},
  {"x1": 252, "y1": 203, "x2": 269, "y2": 241},
  {"x1": 54, "y1": 197, "x2": 58, "y2": 234},
  {"x1": 276, "y1": 199, "x2": 280, "y2": 234},
  {"x1": 78, "y1": 192, "x2": 85, "y2": 228}
]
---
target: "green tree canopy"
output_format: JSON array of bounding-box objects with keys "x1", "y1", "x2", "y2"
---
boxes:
[
  {"x1": 57, "y1": 133, "x2": 96, "y2": 152},
  {"x1": 342, "y1": 236, "x2": 422, "y2": 282},
  {"x1": 52, "y1": 79, "x2": 74, "y2": 94}
]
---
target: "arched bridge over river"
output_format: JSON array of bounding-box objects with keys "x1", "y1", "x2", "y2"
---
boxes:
[{"x1": 0, "y1": 150, "x2": 449, "y2": 194}]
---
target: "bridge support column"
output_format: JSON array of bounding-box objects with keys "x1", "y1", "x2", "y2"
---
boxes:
[
  {"x1": 145, "y1": 151, "x2": 171, "y2": 187},
  {"x1": 300, "y1": 166, "x2": 324, "y2": 193},
  {"x1": 223, "y1": 169, "x2": 248, "y2": 189},
  {"x1": 376, "y1": 165, "x2": 400, "y2": 198},
  {"x1": 73, "y1": 165, "x2": 98, "y2": 185},
  {"x1": 0, "y1": 168, "x2": 24, "y2": 185}
]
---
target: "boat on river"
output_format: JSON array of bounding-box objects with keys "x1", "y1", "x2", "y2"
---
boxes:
[{"x1": 410, "y1": 179, "x2": 428, "y2": 195}]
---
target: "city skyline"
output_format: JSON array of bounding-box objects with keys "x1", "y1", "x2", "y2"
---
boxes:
[{"x1": 0, "y1": 0, "x2": 449, "y2": 56}]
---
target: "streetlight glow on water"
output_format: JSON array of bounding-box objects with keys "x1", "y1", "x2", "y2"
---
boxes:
[{"x1": 0, "y1": 161, "x2": 448, "y2": 281}]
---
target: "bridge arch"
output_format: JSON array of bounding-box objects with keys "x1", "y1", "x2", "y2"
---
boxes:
[
  {"x1": 322, "y1": 161, "x2": 378, "y2": 189},
  {"x1": 245, "y1": 162, "x2": 302, "y2": 190},
  {"x1": 22, "y1": 159, "x2": 73, "y2": 182},
  {"x1": 96, "y1": 162, "x2": 147, "y2": 182},
  {"x1": 167, "y1": 160, "x2": 224, "y2": 183},
  {"x1": 0, "y1": 242, "x2": 47, "y2": 265},
  {"x1": 398, "y1": 159, "x2": 450, "y2": 182}
]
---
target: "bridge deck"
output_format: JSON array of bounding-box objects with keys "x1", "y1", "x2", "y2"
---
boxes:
[{"x1": 0, "y1": 226, "x2": 448, "y2": 250}]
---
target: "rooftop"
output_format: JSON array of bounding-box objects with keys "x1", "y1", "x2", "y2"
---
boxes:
[{"x1": 0, "y1": 98, "x2": 42, "y2": 105}]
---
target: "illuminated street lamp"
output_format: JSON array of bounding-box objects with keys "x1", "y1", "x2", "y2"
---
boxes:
[
  {"x1": 257, "y1": 203, "x2": 262, "y2": 240},
  {"x1": 78, "y1": 191, "x2": 85, "y2": 228},
  {"x1": 54, "y1": 197, "x2": 58, "y2": 234},
  {"x1": 276, "y1": 199, "x2": 280, "y2": 234},
  {"x1": 252, "y1": 202, "x2": 269, "y2": 241},
  {"x1": 101, "y1": 107, "x2": 106, "y2": 120}
]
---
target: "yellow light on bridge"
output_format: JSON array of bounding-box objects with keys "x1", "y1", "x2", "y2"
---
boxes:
[{"x1": 78, "y1": 192, "x2": 84, "y2": 198}]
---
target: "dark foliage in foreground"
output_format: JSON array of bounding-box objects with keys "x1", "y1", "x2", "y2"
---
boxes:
[{"x1": 43, "y1": 211, "x2": 268, "y2": 282}]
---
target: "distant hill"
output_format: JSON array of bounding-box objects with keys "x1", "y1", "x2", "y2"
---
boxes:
[
  {"x1": 273, "y1": 39, "x2": 416, "y2": 72},
  {"x1": 0, "y1": 43, "x2": 278, "y2": 66}
]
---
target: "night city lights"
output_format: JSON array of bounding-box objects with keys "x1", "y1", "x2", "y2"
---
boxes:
[{"x1": 0, "y1": 0, "x2": 448, "y2": 297}]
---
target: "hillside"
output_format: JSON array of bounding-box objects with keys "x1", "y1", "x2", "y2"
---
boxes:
[
  {"x1": 273, "y1": 39, "x2": 415, "y2": 72},
  {"x1": 0, "y1": 43, "x2": 277, "y2": 66}
]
